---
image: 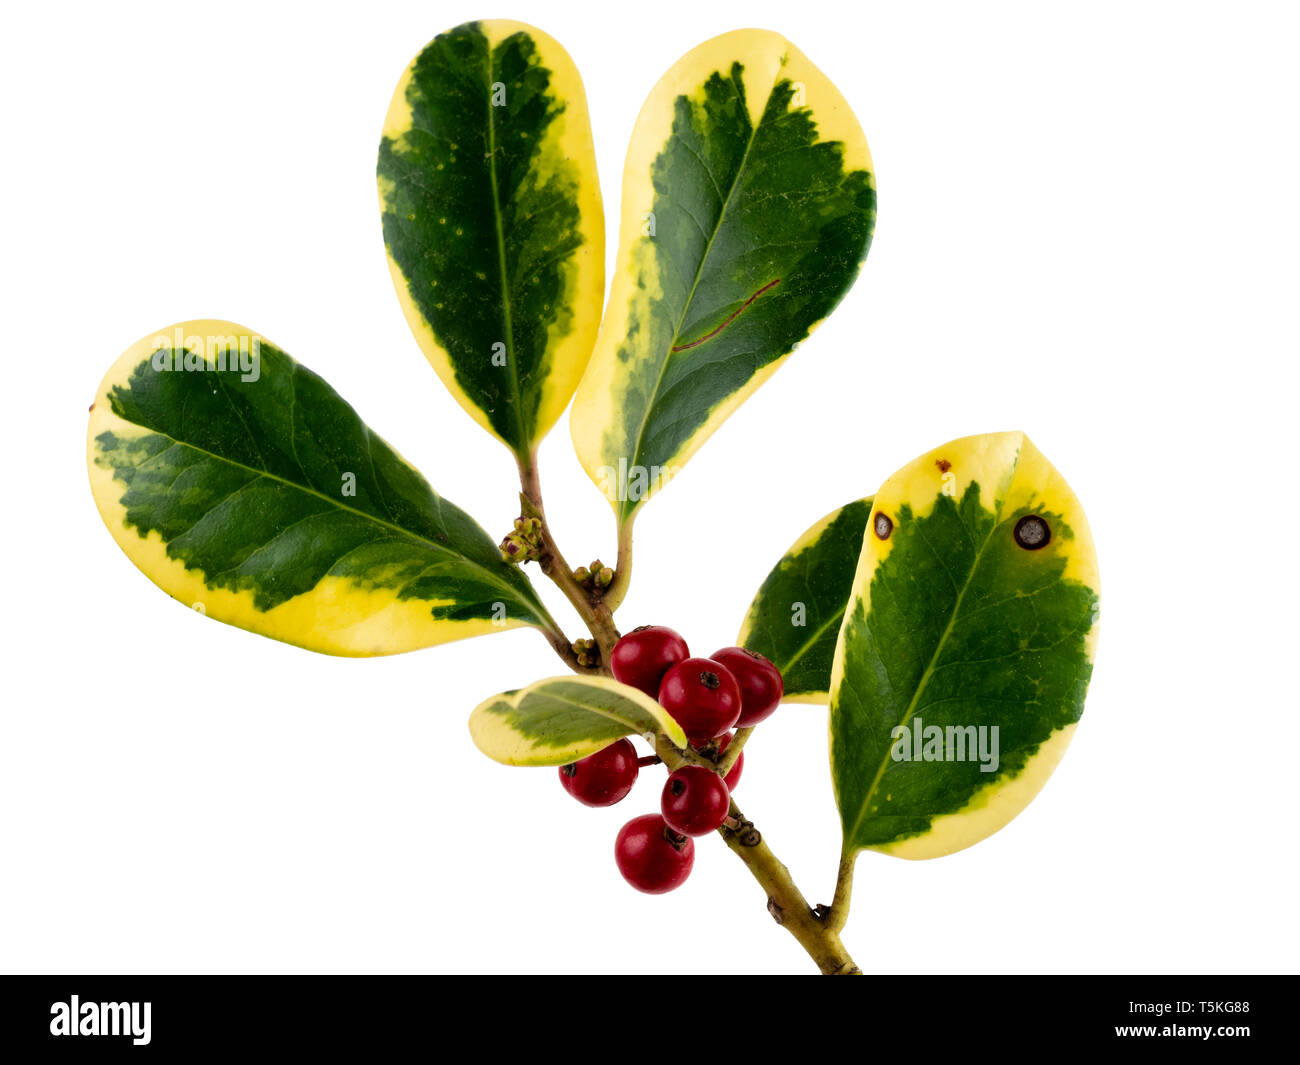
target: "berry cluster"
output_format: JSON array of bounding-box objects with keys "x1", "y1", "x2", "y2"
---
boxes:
[{"x1": 558, "y1": 626, "x2": 784, "y2": 894}]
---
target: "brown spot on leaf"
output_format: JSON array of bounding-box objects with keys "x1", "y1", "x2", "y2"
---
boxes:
[
  {"x1": 936, "y1": 459, "x2": 951, "y2": 473},
  {"x1": 1014, "y1": 515, "x2": 1051, "y2": 550}
]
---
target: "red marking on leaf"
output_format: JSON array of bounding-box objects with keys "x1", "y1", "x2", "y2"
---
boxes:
[{"x1": 670, "y1": 279, "x2": 781, "y2": 353}]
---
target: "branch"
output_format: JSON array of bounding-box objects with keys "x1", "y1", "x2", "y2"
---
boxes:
[
  {"x1": 539, "y1": 624, "x2": 601, "y2": 675},
  {"x1": 518, "y1": 451, "x2": 857, "y2": 973},
  {"x1": 654, "y1": 733, "x2": 859, "y2": 975},
  {"x1": 516, "y1": 450, "x2": 621, "y2": 669}
]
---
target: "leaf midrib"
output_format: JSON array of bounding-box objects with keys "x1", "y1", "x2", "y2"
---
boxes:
[
  {"x1": 484, "y1": 40, "x2": 527, "y2": 454},
  {"x1": 624, "y1": 76, "x2": 769, "y2": 502},
  {"x1": 843, "y1": 490, "x2": 1011, "y2": 845},
  {"x1": 508, "y1": 684, "x2": 681, "y2": 750},
  {"x1": 773, "y1": 606, "x2": 845, "y2": 680},
  {"x1": 536, "y1": 689, "x2": 656, "y2": 736},
  {"x1": 114, "y1": 411, "x2": 541, "y2": 616}
]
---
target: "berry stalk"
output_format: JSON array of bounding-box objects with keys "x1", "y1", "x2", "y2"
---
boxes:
[{"x1": 714, "y1": 726, "x2": 753, "y2": 776}]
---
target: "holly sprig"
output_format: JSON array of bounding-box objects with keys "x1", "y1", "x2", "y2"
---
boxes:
[{"x1": 87, "y1": 20, "x2": 1099, "y2": 975}]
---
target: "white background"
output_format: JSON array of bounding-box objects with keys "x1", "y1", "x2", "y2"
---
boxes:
[{"x1": 2, "y1": 0, "x2": 1297, "y2": 975}]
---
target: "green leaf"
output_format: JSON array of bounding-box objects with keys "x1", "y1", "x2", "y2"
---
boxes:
[
  {"x1": 738, "y1": 498, "x2": 873, "y2": 702},
  {"x1": 571, "y1": 29, "x2": 875, "y2": 524},
  {"x1": 469, "y1": 676, "x2": 688, "y2": 766},
  {"x1": 378, "y1": 20, "x2": 604, "y2": 458},
  {"x1": 87, "y1": 321, "x2": 554, "y2": 656},
  {"x1": 830, "y1": 432, "x2": 1100, "y2": 860}
]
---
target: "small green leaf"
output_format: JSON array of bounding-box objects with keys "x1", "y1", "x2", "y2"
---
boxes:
[
  {"x1": 469, "y1": 676, "x2": 688, "y2": 766},
  {"x1": 572, "y1": 29, "x2": 876, "y2": 524},
  {"x1": 378, "y1": 20, "x2": 604, "y2": 458},
  {"x1": 830, "y1": 433, "x2": 1100, "y2": 860},
  {"x1": 738, "y1": 498, "x2": 873, "y2": 702},
  {"x1": 87, "y1": 321, "x2": 554, "y2": 656}
]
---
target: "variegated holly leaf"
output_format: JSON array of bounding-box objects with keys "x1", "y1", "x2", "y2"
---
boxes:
[
  {"x1": 738, "y1": 498, "x2": 873, "y2": 702},
  {"x1": 571, "y1": 28, "x2": 875, "y2": 523},
  {"x1": 87, "y1": 321, "x2": 554, "y2": 656},
  {"x1": 830, "y1": 433, "x2": 1100, "y2": 860},
  {"x1": 378, "y1": 20, "x2": 604, "y2": 458},
  {"x1": 469, "y1": 676, "x2": 688, "y2": 765}
]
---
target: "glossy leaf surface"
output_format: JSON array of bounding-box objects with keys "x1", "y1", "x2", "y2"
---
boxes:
[
  {"x1": 470, "y1": 676, "x2": 689, "y2": 766},
  {"x1": 830, "y1": 433, "x2": 1100, "y2": 859},
  {"x1": 379, "y1": 20, "x2": 604, "y2": 457},
  {"x1": 571, "y1": 29, "x2": 875, "y2": 521},
  {"x1": 738, "y1": 498, "x2": 873, "y2": 702},
  {"x1": 87, "y1": 322, "x2": 553, "y2": 656}
]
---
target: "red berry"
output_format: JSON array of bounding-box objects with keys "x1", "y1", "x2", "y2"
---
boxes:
[
  {"x1": 661, "y1": 765, "x2": 730, "y2": 836},
  {"x1": 610, "y1": 625, "x2": 690, "y2": 697},
  {"x1": 711, "y1": 647, "x2": 783, "y2": 727},
  {"x1": 558, "y1": 738, "x2": 639, "y2": 807},
  {"x1": 614, "y1": 813, "x2": 694, "y2": 894},
  {"x1": 658, "y1": 658, "x2": 742, "y2": 743}
]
